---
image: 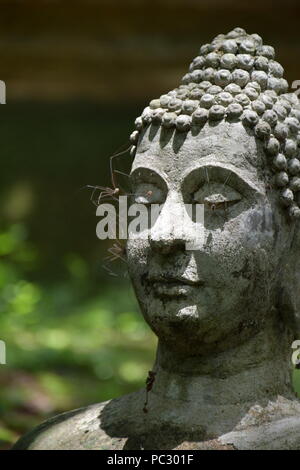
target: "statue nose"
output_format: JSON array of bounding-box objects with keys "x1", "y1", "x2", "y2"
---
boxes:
[
  {"x1": 150, "y1": 234, "x2": 186, "y2": 255},
  {"x1": 149, "y1": 194, "x2": 190, "y2": 254}
]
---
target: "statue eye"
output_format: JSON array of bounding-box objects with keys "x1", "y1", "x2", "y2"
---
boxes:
[
  {"x1": 192, "y1": 183, "x2": 242, "y2": 211},
  {"x1": 133, "y1": 183, "x2": 164, "y2": 205}
]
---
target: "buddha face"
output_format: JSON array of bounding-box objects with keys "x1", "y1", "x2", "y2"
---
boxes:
[{"x1": 126, "y1": 121, "x2": 292, "y2": 354}]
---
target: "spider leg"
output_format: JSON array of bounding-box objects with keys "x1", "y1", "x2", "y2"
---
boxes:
[
  {"x1": 205, "y1": 167, "x2": 210, "y2": 190},
  {"x1": 102, "y1": 264, "x2": 118, "y2": 277},
  {"x1": 85, "y1": 185, "x2": 107, "y2": 206},
  {"x1": 221, "y1": 172, "x2": 232, "y2": 190},
  {"x1": 114, "y1": 169, "x2": 130, "y2": 178},
  {"x1": 107, "y1": 249, "x2": 126, "y2": 263},
  {"x1": 103, "y1": 252, "x2": 118, "y2": 263},
  {"x1": 98, "y1": 188, "x2": 109, "y2": 206},
  {"x1": 110, "y1": 146, "x2": 131, "y2": 189},
  {"x1": 91, "y1": 187, "x2": 101, "y2": 207}
]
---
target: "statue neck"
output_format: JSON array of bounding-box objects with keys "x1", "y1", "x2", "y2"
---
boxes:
[{"x1": 147, "y1": 320, "x2": 295, "y2": 435}]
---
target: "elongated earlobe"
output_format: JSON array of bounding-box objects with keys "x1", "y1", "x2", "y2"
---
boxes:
[{"x1": 278, "y1": 225, "x2": 300, "y2": 338}]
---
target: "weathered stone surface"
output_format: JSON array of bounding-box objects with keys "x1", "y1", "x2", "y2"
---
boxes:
[{"x1": 13, "y1": 393, "x2": 300, "y2": 450}]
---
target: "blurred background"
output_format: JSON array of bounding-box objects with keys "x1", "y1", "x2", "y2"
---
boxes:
[{"x1": 1, "y1": 0, "x2": 300, "y2": 450}]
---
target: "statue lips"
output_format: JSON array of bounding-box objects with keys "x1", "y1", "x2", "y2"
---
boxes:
[{"x1": 147, "y1": 275, "x2": 204, "y2": 299}]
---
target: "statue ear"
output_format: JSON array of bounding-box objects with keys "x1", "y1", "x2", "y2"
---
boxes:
[{"x1": 279, "y1": 221, "x2": 300, "y2": 338}]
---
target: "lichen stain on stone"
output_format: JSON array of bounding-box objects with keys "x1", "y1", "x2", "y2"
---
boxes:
[{"x1": 174, "y1": 439, "x2": 236, "y2": 450}]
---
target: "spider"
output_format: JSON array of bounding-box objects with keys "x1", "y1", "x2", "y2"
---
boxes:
[
  {"x1": 143, "y1": 370, "x2": 156, "y2": 413},
  {"x1": 102, "y1": 240, "x2": 127, "y2": 277},
  {"x1": 87, "y1": 145, "x2": 132, "y2": 206}
]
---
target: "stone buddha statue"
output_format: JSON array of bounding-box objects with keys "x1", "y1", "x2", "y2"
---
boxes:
[{"x1": 13, "y1": 27, "x2": 300, "y2": 450}]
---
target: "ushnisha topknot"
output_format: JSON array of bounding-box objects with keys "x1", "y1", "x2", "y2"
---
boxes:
[{"x1": 129, "y1": 27, "x2": 300, "y2": 219}]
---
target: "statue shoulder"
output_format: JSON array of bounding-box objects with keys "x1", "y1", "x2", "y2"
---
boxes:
[
  {"x1": 218, "y1": 397, "x2": 300, "y2": 450},
  {"x1": 218, "y1": 414, "x2": 300, "y2": 450},
  {"x1": 12, "y1": 389, "x2": 144, "y2": 450}
]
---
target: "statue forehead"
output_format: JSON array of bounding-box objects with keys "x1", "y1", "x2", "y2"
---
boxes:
[{"x1": 133, "y1": 121, "x2": 265, "y2": 186}]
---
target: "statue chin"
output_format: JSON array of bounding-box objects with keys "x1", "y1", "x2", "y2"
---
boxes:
[{"x1": 137, "y1": 296, "x2": 269, "y2": 355}]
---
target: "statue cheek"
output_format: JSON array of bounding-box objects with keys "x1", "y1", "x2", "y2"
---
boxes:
[
  {"x1": 197, "y1": 216, "x2": 275, "y2": 286},
  {"x1": 210, "y1": 203, "x2": 276, "y2": 254},
  {"x1": 126, "y1": 239, "x2": 150, "y2": 274}
]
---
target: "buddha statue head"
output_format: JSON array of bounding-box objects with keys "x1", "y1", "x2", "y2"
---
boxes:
[{"x1": 126, "y1": 27, "x2": 300, "y2": 366}]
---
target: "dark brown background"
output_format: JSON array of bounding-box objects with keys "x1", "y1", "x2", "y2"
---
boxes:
[{"x1": 1, "y1": 0, "x2": 300, "y2": 103}]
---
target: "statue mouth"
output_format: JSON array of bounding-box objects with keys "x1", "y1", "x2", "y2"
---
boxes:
[{"x1": 147, "y1": 276, "x2": 204, "y2": 299}]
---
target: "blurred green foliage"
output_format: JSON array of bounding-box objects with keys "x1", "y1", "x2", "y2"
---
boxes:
[
  {"x1": 1, "y1": 221, "x2": 299, "y2": 449},
  {"x1": 0, "y1": 223, "x2": 156, "y2": 449}
]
